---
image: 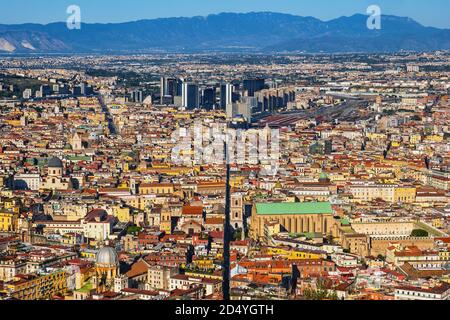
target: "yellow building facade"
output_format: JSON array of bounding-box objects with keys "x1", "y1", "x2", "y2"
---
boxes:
[
  {"x1": 112, "y1": 205, "x2": 131, "y2": 223},
  {"x1": 0, "y1": 210, "x2": 15, "y2": 232},
  {"x1": 6, "y1": 271, "x2": 68, "y2": 300},
  {"x1": 263, "y1": 247, "x2": 324, "y2": 260},
  {"x1": 139, "y1": 183, "x2": 175, "y2": 195},
  {"x1": 393, "y1": 187, "x2": 416, "y2": 203}
]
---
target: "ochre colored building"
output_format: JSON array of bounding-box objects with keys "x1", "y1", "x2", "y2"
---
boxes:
[
  {"x1": 0, "y1": 210, "x2": 15, "y2": 232},
  {"x1": 6, "y1": 271, "x2": 68, "y2": 300}
]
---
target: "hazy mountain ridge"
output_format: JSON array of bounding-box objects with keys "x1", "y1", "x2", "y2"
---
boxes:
[{"x1": 0, "y1": 12, "x2": 449, "y2": 53}]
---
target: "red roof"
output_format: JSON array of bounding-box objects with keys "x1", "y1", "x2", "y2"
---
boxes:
[
  {"x1": 182, "y1": 206, "x2": 203, "y2": 215},
  {"x1": 436, "y1": 237, "x2": 450, "y2": 244},
  {"x1": 209, "y1": 231, "x2": 224, "y2": 239}
]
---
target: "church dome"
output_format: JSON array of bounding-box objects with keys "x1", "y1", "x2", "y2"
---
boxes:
[
  {"x1": 319, "y1": 172, "x2": 330, "y2": 183},
  {"x1": 48, "y1": 157, "x2": 63, "y2": 168},
  {"x1": 96, "y1": 246, "x2": 119, "y2": 267}
]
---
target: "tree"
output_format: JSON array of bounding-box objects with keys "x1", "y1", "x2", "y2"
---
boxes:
[
  {"x1": 127, "y1": 225, "x2": 142, "y2": 235},
  {"x1": 377, "y1": 254, "x2": 385, "y2": 261},
  {"x1": 329, "y1": 291, "x2": 339, "y2": 300},
  {"x1": 411, "y1": 229, "x2": 428, "y2": 237},
  {"x1": 233, "y1": 228, "x2": 243, "y2": 241},
  {"x1": 303, "y1": 287, "x2": 313, "y2": 299},
  {"x1": 303, "y1": 286, "x2": 338, "y2": 300},
  {"x1": 326, "y1": 234, "x2": 335, "y2": 245},
  {"x1": 302, "y1": 278, "x2": 339, "y2": 300}
]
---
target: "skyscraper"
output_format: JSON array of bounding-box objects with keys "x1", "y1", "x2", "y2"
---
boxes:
[
  {"x1": 220, "y1": 83, "x2": 233, "y2": 110},
  {"x1": 130, "y1": 90, "x2": 144, "y2": 103},
  {"x1": 79, "y1": 82, "x2": 86, "y2": 95},
  {"x1": 227, "y1": 97, "x2": 257, "y2": 122},
  {"x1": 160, "y1": 77, "x2": 178, "y2": 104},
  {"x1": 182, "y1": 82, "x2": 199, "y2": 109},
  {"x1": 176, "y1": 79, "x2": 183, "y2": 97},
  {"x1": 201, "y1": 87, "x2": 216, "y2": 110},
  {"x1": 39, "y1": 85, "x2": 52, "y2": 97},
  {"x1": 23, "y1": 88, "x2": 32, "y2": 99},
  {"x1": 160, "y1": 76, "x2": 168, "y2": 100},
  {"x1": 243, "y1": 78, "x2": 265, "y2": 97}
]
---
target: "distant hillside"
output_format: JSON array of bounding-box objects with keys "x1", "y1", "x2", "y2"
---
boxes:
[{"x1": 0, "y1": 12, "x2": 449, "y2": 53}]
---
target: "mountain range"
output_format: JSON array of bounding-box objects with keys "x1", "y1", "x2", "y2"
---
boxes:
[{"x1": 0, "y1": 12, "x2": 449, "y2": 53}]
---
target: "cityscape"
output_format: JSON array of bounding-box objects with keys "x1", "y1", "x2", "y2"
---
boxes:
[{"x1": 0, "y1": 0, "x2": 449, "y2": 305}]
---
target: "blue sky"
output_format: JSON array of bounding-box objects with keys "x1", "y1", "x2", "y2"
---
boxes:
[{"x1": 2, "y1": 0, "x2": 450, "y2": 28}]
